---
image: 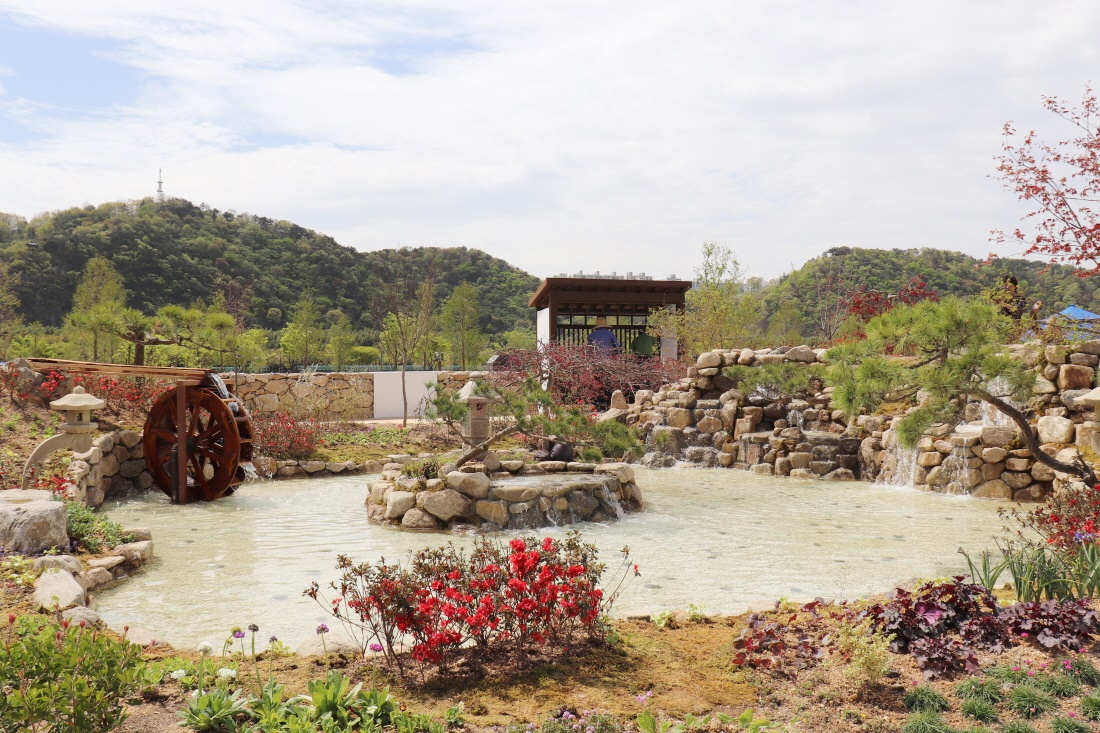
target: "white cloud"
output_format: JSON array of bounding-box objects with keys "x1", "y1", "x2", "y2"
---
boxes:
[{"x1": 0, "y1": 0, "x2": 1097, "y2": 280}]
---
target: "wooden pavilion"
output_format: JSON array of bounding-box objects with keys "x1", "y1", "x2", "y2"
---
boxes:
[{"x1": 528, "y1": 275, "x2": 692, "y2": 358}]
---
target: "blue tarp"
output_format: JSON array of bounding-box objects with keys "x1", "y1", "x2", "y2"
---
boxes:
[{"x1": 1060, "y1": 305, "x2": 1100, "y2": 320}]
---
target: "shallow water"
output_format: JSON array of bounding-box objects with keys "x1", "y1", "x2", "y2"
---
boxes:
[{"x1": 94, "y1": 468, "x2": 1006, "y2": 648}]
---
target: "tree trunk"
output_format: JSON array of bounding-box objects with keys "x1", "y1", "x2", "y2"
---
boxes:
[
  {"x1": 400, "y1": 362, "x2": 408, "y2": 428},
  {"x1": 978, "y1": 391, "x2": 1097, "y2": 485},
  {"x1": 134, "y1": 340, "x2": 145, "y2": 366}
]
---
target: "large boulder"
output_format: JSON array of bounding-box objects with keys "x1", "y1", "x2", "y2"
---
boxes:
[
  {"x1": 400, "y1": 508, "x2": 440, "y2": 529},
  {"x1": 384, "y1": 491, "x2": 416, "y2": 519},
  {"x1": 1058, "y1": 364, "x2": 1095, "y2": 391},
  {"x1": 445, "y1": 471, "x2": 491, "y2": 499},
  {"x1": 475, "y1": 500, "x2": 509, "y2": 525},
  {"x1": 785, "y1": 345, "x2": 817, "y2": 362},
  {"x1": 980, "y1": 425, "x2": 1018, "y2": 448},
  {"x1": 1037, "y1": 415, "x2": 1075, "y2": 445},
  {"x1": 972, "y1": 479, "x2": 1012, "y2": 499},
  {"x1": 696, "y1": 352, "x2": 722, "y2": 369},
  {"x1": 33, "y1": 569, "x2": 86, "y2": 611},
  {"x1": 421, "y1": 489, "x2": 471, "y2": 522},
  {"x1": 0, "y1": 491, "x2": 69, "y2": 554}
]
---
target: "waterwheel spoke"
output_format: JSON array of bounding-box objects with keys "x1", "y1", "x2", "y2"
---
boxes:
[
  {"x1": 153, "y1": 428, "x2": 177, "y2": 444},
  {"x1": 195, "y1": 447, "x2": 227, "y2": 463}
]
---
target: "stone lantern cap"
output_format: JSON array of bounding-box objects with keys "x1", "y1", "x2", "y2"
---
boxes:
[
  {"x1": 50, "y1": 385, "x2": 105, "y2": 412},
  {"x1": 456, "y1": 381, "x2": 487, "y2": 404},
  {"x1": 1075, "y1": 386, "x2": 1100, "y2": 409}
]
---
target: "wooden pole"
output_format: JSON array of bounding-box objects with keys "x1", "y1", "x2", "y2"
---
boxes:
[{"x1": 176, "y1": 381, "x2": 188, "y2": 505}]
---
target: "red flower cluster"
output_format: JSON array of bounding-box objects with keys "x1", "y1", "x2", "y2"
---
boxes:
[
  {"x1": 1021, "y1": 483, "x2": 1100, "y2": 547},
  {"x1": 307, "y1": 532, "x2": 634, "y2": 674},
  {"x1": 252, "y1": 410, "x2": 323, "y2": 460},
  {"x1": 72, "y1": 375, "x2": 172, "y2": 414}
]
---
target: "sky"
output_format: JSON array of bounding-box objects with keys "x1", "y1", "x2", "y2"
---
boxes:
[{"x1": 0, "y1": 1, "x2": 1097, "y2": 282}]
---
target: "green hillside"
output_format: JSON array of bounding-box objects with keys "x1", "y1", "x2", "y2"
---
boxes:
[
  {"x1": 760, "y1": 246, "x2": 1100, "y2": 341},
  {"x1": 0, "y1": 198, "x2": 539, "y2": 334}
]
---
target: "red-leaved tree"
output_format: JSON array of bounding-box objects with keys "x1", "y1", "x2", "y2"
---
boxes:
[{"x1": 994, "y1": 86, "x2": 1100, "y2": 272}]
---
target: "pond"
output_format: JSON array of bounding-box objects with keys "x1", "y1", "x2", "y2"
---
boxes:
[{"x1": 94, "y1": 468, "x2": 1006, "y2": 649}]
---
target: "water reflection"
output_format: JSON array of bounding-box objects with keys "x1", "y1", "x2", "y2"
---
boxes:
[{"x1": 94, "y1": 468, "x2": 1006, "y2": 648}]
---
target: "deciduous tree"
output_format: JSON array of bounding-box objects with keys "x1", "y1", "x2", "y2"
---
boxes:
[
  {"x1": 994, "y1": 86, "x2": 1100, "y2": 272},
  {"x1": 439, "y1": 284, "x2": 486, "y2": 369},
  {"x1": 647, "y1": 242, "x2": 762, "y2": 356},
  {"x1": 279, "y1": 292, "x2": 326, "y2": 367}
]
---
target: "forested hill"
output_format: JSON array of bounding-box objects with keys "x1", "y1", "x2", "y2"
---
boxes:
[
  {"x1": 0, "y1": 198, "x2": 540, "y2": 334},
  {"x1": 760, "y1": 246, "x2": 1100, "y2": 340}
]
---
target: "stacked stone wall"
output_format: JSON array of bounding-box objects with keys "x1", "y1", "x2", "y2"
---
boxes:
[
  {"x1": 228, "y1": 372, "x2": 375, "y2": 419},
  {"x1": 367, "y1": 454, "x2": 642, "y2": 531},
  {"x1": 67, "y1": 429, "x2": 153, "y2": 508},
  {"x1": 626, "y1": 341, "x2": 1100, "y2": 496}
]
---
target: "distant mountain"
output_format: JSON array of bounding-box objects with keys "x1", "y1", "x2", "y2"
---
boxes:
[
  {"x1": 760, "y1": 246, "x2": 1100, "y2": 341},
  {"x1": 0, "y1": 198, "x2": 540, "y2": 334}
]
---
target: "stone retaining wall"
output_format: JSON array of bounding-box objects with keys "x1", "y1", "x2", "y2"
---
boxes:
[
  {"x1": 366, "y1": 454, "x2": 643, "y2": 532},
  {"x1": 626, "y1": 341, "x2": 1100, "y2": 497},
  {"x1": 228, "y1": 371, "x2": 375, "y2": 419},
  {"x1": 435, "y1": 370, "x2": 489, "y2": 394},
  {"x1": 67, "y1": 429, "x2": 154, "y2": 508}
]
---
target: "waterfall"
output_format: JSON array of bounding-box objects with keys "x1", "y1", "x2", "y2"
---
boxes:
[
  {"x1": 786, "y1": 407, "x2": 805, "y2": 430},
  {"x1": 939, "y1": 446, "x2": 970, "y2": 495},
  {"x1": 597, "y1": 484, "x2": 626, "y2": 519},
  {"x1": 878, "y1": 444, "x2": 919, "y2": 488}
]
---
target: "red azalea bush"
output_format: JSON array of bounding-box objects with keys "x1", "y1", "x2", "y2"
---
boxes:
[
  {"x1": 1016, "y1": 482, "x2": 1100, "y2": 548},
  {"x1": 306, "y1": 531, "x2": 636, "y2": 675},
  {"x1": 251, "y1": 410, "x2": 323, "y2": 460},
  {"x1": 492, "y1": 344, "x2": 685, "y2": 408},
  {"x1": 72, "y1": 374, "x2": 172, "y2": 415}
]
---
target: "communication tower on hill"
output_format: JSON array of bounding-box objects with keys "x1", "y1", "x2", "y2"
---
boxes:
[{"x1": 157, "y1": 169, "x2": 164, "y2": 202}]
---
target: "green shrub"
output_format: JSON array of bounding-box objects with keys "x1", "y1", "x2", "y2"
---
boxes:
[
  {"x1": 0, "y1": 554, "x2": 38, "y2": 586},
  {"x1": 178, "y1": 687, "x2": 251, "y2": 732},
  {"x1": 1050, "y1": 715, "x2": 1091, "y2": 733},
  {"x1": 1035, "y1": 674, "x2": 1082, "y2": 698},
  {"x1": 1005, "y1": 685, "x2": 1058, "y2": 718},
  {"x1": 1082, "y1": 693, "x2": 1100, "y2": 720},
  {"x1": 960, "y1": 698, "x2": 998, "y2": 723},
  {"x1": 65, "y1": 500, "x2": 133, "y2": 553},
  {"x1": 835, "y1": 619, "x2": 894, "y2": 685},
  {"x1": 902, "y1": 710, "x2": 952, "y2": 733},
  {"x1": 1065, "y1": 657, "x2": 1100, "y2": 686},
  {"x1": 904, "y1": 685, "x2": 950, "y2": 713},
  {"x1": 985, "y1": 665, "x2": 1028, "y2": 684},
  {"x1": 401, "y1": 457, "x2": 442, "y2": 481},
  {"x1": 0, "y1": 619, "x2": 145, "y2": 732},
  {"x1": 956, "y1": 677, "x2": 1004, "y2": 704}
]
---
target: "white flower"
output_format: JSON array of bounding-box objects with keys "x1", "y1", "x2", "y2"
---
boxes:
[
  {"x1": 197, "y1": 641, "x2": 214, "y2": 655},
  {"x1": 217, "y1": 668, "x2": 236, "y2": 679},
  {"x1": 170, "y1": 669, "x2": 187, "y2": 680}
]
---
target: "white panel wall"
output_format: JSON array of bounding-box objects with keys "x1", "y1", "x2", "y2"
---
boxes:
[
  {"x1": 536, "y1": 307, "x2": 550, "y2": 348},
  {"x1": 372, "y1": 371, "x2": 443, "y2": 420}
]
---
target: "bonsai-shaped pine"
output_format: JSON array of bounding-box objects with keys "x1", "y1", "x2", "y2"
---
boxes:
[
  {"x1": 826, "y1": 295, "x2": 1097, "y2": 485},
  {"x1": 428, "y1": 375, "x2": 639, "y2": 468}
]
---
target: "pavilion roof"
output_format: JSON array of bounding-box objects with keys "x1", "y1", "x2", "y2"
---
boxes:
[{"x1": 528, "y1": 277, "x2": 692, "y2": 313}]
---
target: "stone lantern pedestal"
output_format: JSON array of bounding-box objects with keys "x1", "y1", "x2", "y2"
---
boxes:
[
  {"x1": 21, "y1": 386, "x2": 105, "y2": 490},
  {"x1": 457, "y1": 381, "x2": 490, "y2": 455}
]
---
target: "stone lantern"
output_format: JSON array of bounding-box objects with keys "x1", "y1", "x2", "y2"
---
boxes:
[
  {"x1": 50, "y1": 386, "x2": 104, "y2": 432},
  {"x1": 21, "y1": 386, "x2": 105, "y2": 489},
  {"x1": 457, "y1": 380, "x2": 490, "y2": 447},
  {"x1": 1073, "y1": 386, "x2": 1100, "y2": 451}
]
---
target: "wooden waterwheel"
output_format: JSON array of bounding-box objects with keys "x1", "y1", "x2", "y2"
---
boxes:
[
  {"x1": 24, "y1": 359, "x2": 255, "y2": 504},
  {"x1": 142, "y1": 380, "x2": 254, "y2": 503}
]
